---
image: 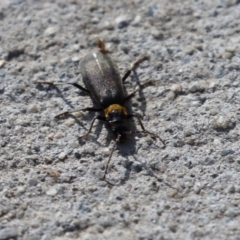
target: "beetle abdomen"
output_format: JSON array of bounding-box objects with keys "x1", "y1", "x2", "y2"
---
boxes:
[{"x1": 79, "y1": 51, "x2": 126, "y2": 108}]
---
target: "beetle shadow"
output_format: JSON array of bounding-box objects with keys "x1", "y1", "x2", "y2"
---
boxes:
[
  {"x1": 102, "y1": 69, "x2": 163, "y2": 184},
  {"x1": 36, "y1": 83, "x2": 105, "y2": 140},
  {"x1": 102, "y1": 93, "x2": 154, "y2": 183},
  {"x1": 36, "y1": 84, "x2": 75, "y2": 109},
  {"x1": 107, "y1": 154, "x2": 177, "y2": 191},
  {"x1": 125, "y1": 70, "x2": 151, "y2": 117}
]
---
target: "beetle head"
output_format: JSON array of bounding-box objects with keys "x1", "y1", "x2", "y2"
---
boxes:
[
  {"x1": 112, "y1": 123, "x2": 128, "y2": 141},
  {"x1": 106, "y1": 109, "x2": 128, "y2": 141},
  {"x1": 106, "y1": 109, "x2": 125, "y2": 122}
]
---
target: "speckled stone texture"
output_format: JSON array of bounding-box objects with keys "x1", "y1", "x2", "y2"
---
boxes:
[{"x1": 0, "y1": 0, "x2": 240, "y2": 239}]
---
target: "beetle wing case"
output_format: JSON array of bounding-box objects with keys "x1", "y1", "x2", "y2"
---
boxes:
[{"x1": 79, "y1": 51, "x2": 126, "y2": 109}]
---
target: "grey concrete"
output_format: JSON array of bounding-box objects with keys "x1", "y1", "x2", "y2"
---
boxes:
[{"x1": 0, "y1": 0, "x2": 240, "y2": 239}]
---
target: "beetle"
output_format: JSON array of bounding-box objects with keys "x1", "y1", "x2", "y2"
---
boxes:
[{"x1": 37, "y1": 40, "x2": 165, "y2": 180}]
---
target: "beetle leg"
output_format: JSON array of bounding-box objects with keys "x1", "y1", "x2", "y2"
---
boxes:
[
  {"x1": 36, "y1": 81, "x2": 90, "y2": 94},
  {"x1": 97, "y1": 39, "x2": 110, "y2": 54},
  {"x1": 81, "y1": 107, "x2": 103, "y2": 112},
  {"x1": 125, "y1": 80, "x2": 155, "y2": 101},
  {"x1": 54, "y1": 107, "x2": 102, "y2": 119},
  {"x1": 126, "y1": 114, "x2": 165, "y2": 146},
  {"x1": 122, "y1": 55, "x2": 150, "y2": 82},
  {"x1": 72, "y1": 83, "x2": 90, "y2": 93},
  {"x1": 78, "y1": 115, "x2": 106, "y2": 141},
  {"x1": 104, "y1": 134, "x2": 121, "y2": 179}
]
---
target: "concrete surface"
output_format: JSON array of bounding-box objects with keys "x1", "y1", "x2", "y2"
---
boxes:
[{"x1": 0, "y1": 0, "x2": 240, "y2": 239}]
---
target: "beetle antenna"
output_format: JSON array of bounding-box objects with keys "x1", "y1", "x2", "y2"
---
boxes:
[{"x1": 104, "y1": 134, "x2": 121, "y2": 179}]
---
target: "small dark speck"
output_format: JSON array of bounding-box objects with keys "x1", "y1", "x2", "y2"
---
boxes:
[
  {"x1": 221, "y1": 149, "x2": 235, "y2": 157},
  {"x1": 74, "y1": 152, "x2": 81, "y2": 159},
  {"x1": 186, "y1": 161, "x2": 193, "y2": 169}
]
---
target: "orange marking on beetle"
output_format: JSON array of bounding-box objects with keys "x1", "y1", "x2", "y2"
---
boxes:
[{"x1": 104, "y1": 104, "x2": 127, "y2": 116}]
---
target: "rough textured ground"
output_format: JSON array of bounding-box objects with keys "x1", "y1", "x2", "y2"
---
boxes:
[{"x1": 0, "y1": 0, "x2": 240, "y2": 239}]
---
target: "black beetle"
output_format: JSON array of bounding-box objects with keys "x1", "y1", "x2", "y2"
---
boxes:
[{"x1": 37, "y1": 40, "x2": 165, "y2": 180}]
